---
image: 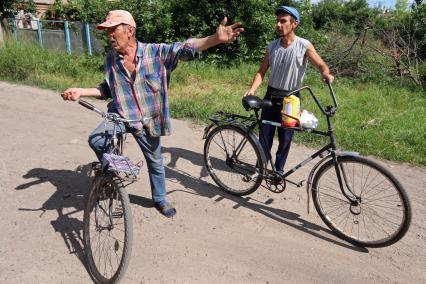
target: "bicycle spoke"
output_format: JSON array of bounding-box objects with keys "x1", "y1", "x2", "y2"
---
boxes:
[
  {"x1": 362, "y1": 204, "x2": 402, "y2": 228},
  {"x1": 316, "y1": 188, "x2": 350, "y2": 203},
  {"x1": 84, "y1": 178, "x2": 132, "y2": 283},
  {"x1": 313, "y1": 157, "x2": 410, "y2": 247},
  {"x1": 205, "y1": 126, "x2": 263, "y2": 195}
]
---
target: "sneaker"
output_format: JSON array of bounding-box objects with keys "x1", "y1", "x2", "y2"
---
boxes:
[{"x1": 154, "y1": 201, "x2": 176, "y2": 218}]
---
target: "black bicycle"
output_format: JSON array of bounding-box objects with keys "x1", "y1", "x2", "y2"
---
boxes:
[
  {"x1": 78, "y1": 100, "x2": 147, "y2": 284},
  {"x1": 203, "y1": 83, "x2": 412, "y2": 248}
]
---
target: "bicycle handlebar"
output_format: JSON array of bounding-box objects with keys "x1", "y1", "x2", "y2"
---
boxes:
[
  {"x1": 78, "y1": 99, "x2": 104, "y2": 115},
  {"x1": 78, "y1": 99, "x2": 153, "y2": 125},
  {"x1": 285, "y1": 82, "x2": 338, "y2": 116}
]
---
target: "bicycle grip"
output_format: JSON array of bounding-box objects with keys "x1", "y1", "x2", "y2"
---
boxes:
[{"x1": 78, "y1": 99, "x2": 95, "y2": 110}]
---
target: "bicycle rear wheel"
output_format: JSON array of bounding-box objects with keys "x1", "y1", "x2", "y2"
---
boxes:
[
  {"x1": 312, "y1": 156, "x2": 411, "y2": 247},
  {"x1": 83, "y1": 174, "x2": 133, "y2": 283},
  {"x1": 204, "y1": 125, "x2": 264, "y2": 196}
]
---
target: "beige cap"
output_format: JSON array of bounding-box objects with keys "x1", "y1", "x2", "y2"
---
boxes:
[{"x1": 96, "y1": 10, "x2": 136, "y2": 30}]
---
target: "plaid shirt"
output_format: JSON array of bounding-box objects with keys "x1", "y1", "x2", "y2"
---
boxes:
[{"x1": 98, "y1": 41, "x2": 198, "y2": 137}]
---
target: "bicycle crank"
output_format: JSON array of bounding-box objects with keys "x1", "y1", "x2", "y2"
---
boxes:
[{"x1": 265, "y1": 174, "x2": 286, "y2": 193}]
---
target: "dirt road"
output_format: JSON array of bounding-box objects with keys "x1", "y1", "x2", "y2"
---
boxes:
[{"x1": 0, "y1": 81, "x2": 425, "y2": 283}]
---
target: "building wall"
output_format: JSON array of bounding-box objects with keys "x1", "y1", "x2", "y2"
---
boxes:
[
  {"x1": 35, "y1": 4, "x2": 51, "y2": 18},
  {"x1": 35, "y1": 0, "x2": 61, "y2": 18}
]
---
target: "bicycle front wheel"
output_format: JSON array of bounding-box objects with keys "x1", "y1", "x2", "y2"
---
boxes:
[
  {"x1": 312, "y1": 156, "x2": 411, "y2": 247},
  {"x1": 83, "y1": 175, "x2": 133, "y2": 283},
  {"x1": 204, "y1": 125, "x2": 264, "y2": 196}
]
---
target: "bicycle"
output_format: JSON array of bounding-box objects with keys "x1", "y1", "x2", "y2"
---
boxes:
[
  {"x1": 203, "y1": 83, "x2": 412, "y2": 248},
  {"x1": 78, "y1": 100, "x2": 148, "y2": 284}
]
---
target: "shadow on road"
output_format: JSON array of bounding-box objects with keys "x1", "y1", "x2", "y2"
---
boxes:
[
  {"x1": 15, "y1": 164, "x2": 93, "y2": 269},
  {"x1": 128, "y1": 194, "x2": 153, "y2": 208},
  {"x1": 162, "y1": 146, "x2": 368, "y2": 253},
  {"x1": 162, "y1": 146, "x2": 210, "y2": 178}
]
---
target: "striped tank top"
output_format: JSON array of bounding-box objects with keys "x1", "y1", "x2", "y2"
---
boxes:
[{"x1": 267, "y1": 36, "x2": 310, "y2": 91}]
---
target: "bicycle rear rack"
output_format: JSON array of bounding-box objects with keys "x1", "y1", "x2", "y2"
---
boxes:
[{"x1": 211, "y1": 111, "x2": 256, "y2": 127}]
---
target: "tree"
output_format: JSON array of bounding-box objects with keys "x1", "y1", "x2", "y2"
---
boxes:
[
  {"x1": 311, "y1": 0, "x2": 374, "y2": 32},
  {"x1": 395, "y1": 0, "x2": 410, "y2": 12},
  {"x1": 46, "y1": 0, "x2": 280, "y2": 62},
  {"x1": 0, "y1": 0, "x2": 35, "y2": 17},
  {"x1": 0, "y1": 0, "x2": 35, "y2": 36}
]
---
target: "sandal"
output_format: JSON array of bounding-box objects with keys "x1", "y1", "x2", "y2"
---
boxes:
[{"x1": 154, "y1": 201, "x2": 176, "y2": 218}]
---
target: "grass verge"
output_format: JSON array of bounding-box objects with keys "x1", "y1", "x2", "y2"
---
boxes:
[{"x1": 1, "y1": 41, "x2": 425, "y2": 165}]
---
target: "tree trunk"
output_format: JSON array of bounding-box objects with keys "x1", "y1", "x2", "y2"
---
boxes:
[
  {"x1": 1, "y1": 17, "x2": 11, "y2": 40},
  {"x1": 0, "y1": 18, "x2": 12, "y2": 37},
  {"x1": 0, "y1": 20, "x2": 4, "y2": 45}
]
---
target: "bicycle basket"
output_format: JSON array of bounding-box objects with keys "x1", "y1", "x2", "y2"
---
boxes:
[{"x1": 102, "y1": 153, "x2": 141, "y2": 175}]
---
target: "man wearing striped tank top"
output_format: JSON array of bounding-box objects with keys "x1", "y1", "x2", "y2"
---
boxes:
[{"x1": 244, "y1": 6, "x2": 334, "y2": 174}]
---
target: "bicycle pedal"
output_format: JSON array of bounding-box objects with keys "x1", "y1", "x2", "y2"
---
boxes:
[
  {"x1": 91, "y1": 161, "x2": 101, "y2": 169},
  {"x1": 242, "y1": 172, "x2": 259, "y2": 182},
  {"x1": 112, "y1": 211, "x2": 124, "y2": 218},
  {"x1": 286, "y1": 179, "x2": 305, "y2": 188},
  {"x1": 90, "y1": 161, "x2": 103, "y2": 176}
]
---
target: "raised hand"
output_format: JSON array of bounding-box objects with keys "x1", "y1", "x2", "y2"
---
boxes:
[{"x1": 216, "y1": 17, "x2": 244, "y2": 44}]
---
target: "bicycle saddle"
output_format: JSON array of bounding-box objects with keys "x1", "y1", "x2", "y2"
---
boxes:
[{"x1": 242, "y1": 95, "x2": 273, "y2": 110}]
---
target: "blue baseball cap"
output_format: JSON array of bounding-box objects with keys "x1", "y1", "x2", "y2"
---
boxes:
[{"x1": 275, "y1": 6, "x2": 300, "y2": 23}]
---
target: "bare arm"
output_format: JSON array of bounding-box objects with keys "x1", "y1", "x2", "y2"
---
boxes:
[
  {"x1": 190, "y1": 17, "x2": 244, "y2": 52},
  {"x1": 306, "y1": 43, "x2": 334, "y2": 83},
  {"x1": 244, "y1": 51, "x2": 270, "y2": 96},
  {"x1": 61, "y1": 87, "x2": 104, "y2": 101}
]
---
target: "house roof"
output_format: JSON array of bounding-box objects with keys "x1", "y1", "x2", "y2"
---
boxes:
[{"x1": 34, "y1": 1, "x2": 56, "y2": 4}]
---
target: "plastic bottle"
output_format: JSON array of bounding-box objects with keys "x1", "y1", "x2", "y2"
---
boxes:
[{"x1": 282, "y1": 95, "x2": 300, "y2": 127}]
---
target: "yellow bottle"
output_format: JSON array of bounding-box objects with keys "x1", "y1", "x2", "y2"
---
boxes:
[{"x1": 282, "y1": 95, "x2": 300, "y2": 127}]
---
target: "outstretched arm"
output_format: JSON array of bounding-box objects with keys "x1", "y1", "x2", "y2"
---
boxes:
[
  {"x1": 244, "y1": 51, "x2": 270, "y2": 96},
  {"x1": 189, "y1": 17, "x2": 244, "y2": 52},
  {"x1": 61, "y1": 87, "x2": 103, "y2": 101},
  {"x1": 306, "y1": 43, "x2": 334, "y2": 83}
]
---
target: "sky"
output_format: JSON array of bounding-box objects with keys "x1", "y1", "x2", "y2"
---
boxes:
[
  {"x1": 367, "y1": 0, "x2": 401, "y2": 8},
  {"x1": 310, "y1": 0, "x2": 415, "y2": 9},
  {"x1": 368, "y1": 0, "x2": 396, "y2": 8}
]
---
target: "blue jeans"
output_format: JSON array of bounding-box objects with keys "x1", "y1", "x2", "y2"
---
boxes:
[
  {"x1": 88, "y1": 121, "x2": 167, "y2": 203},
  {"x1": 259, "y1": 87, "x2": 295, "y2": 172},
  {"x1": 259, "y1": 120, "x2": 294, "y2": 173}
]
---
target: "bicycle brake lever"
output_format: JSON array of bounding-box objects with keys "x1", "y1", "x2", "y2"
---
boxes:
[{"x1": 141, "y1": 116, "x2": 151, "y2": 126}]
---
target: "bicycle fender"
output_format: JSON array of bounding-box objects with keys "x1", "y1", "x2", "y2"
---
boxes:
[
  {"x1": 244, "y1": 126, "x2": 268, "y2": 168},
  {"x1": 225, "y1": 124, "x2": 268, "y2": 167},
  {"x1": 202, "y1": 123, "x2": 216, "y2": 139},
  {"x1": 306, "y1": 151, "x2": 360, "y2": 213},
  {"x1": 335, "y1": 151, "x2": 359, "y2": 157}
]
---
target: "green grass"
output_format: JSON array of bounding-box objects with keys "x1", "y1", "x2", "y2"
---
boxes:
[
  {"x1": 169, "y1": 63, "x2": 426, "y2": 166},
  {"x1": 1, "y1": 41, "x2": 425, "y2": 165},
  {"x1": 0, "y1": 41, "x2": 104, "y2": 90}
]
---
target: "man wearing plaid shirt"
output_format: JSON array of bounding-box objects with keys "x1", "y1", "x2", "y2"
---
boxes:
[{"x1": 61, "y1": 10, "x2": 243, "y2": 217}]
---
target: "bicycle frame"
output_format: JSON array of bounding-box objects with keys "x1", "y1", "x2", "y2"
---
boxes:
[
  {"x1": 108, "y1": 117, "x2": 125, "y2": 155},
  {"x1": 205, "y1": 83, "x2": 360, "y2": 202},
  {"x1": 78, "y1": 99, "x2": 151, "y2": 181},
  {"x1": 203, "y1": 85, "x2": 412, "y2": 247}
]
